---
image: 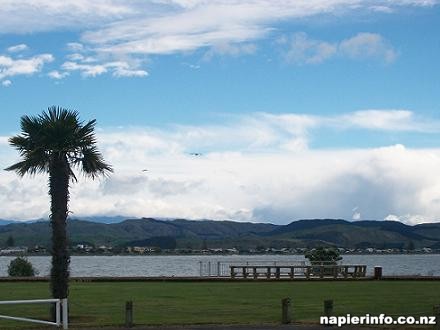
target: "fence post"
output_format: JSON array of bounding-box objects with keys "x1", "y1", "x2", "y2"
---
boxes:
[
  {"x1": 125, "y1": 301, "x2": 133, "y2": 328},
  {"x1": 374, "y1": 266, "x2": 382, "y2": 280},
  {"x1": 324, "y1": 300, "x2": 333, "y2": 317},
  {"x1": 199, "y1": 261, "x2": 202, "y2": 277},
  {"x1": 434, "y1": 305, "x2": 440, "y2": 330},
  {"x1": 55, "y1": 300, "x2": 60, "y2": 326},
  {"x1": 62, "y1": 298, "x2": 68, "y2": 330},
  {"x1": 281, "y1": 298, "x2": 291, "y2": 324},
  {"x1": 217, "y1": 261, "x2": 221, "y2": 277}
]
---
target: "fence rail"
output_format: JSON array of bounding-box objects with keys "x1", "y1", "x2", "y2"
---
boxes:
[{"x1": 0, "y1": 298, "x2": 68, "y2": 329}]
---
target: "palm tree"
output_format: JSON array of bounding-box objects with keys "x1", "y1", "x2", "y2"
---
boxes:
[{"x1": 5, "y1": 106, "x2": 112, "y2": 301}]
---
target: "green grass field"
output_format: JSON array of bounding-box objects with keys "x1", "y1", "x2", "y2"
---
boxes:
[{"x1": 0, "y1": 280, "x2": 439, "y2": 329}]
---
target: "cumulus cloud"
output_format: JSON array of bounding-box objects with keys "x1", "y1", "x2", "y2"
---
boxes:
[
  {"x1": 48, "y1": 70, "x2": 69, "y2": 79},
  {"x1": 61, "y1": 61, "x2": 108, "y2": 77},
  {"x1": 66, "y1": 42, "x2": 85, "y2": 52},
  {"x1": 2, "y1": 110, "x2": 440, "y2": 223},
  {"x1": 339, "y1": 32, "x2": 397, "y2": 63},
  {"x1": 0, "y1": 53, "x2": 54, "y2": 79},
  {"x1": 112, "y1": 64, "x2": 148, "y2": 78},
  {"x1": 280, "y1": 32, "x2": 337, "y2": 64},
  {"x1": 340, "y1": 110, "x2": 419, "y2": 131},
  {"x1": 1, "y1": 79, "x2": 12, "y2": 87},
  {"x1": 7, "y1": 44, "x2": 28, "y2": 53},
  {"x1": 281, "y1": 32, "x2": 397, "y2": 64}
]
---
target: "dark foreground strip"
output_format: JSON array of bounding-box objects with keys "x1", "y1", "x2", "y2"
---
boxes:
[{"x1": 64, "y1": 324, "x2": 380, "y2": 330}]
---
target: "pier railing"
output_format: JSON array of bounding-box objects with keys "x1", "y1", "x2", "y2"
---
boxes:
[
  {"x1": 199, "y1": 260, "x2": 307, "y2": 277},
  {"x1": 229, "y1": 264, "x2": 367, "y2": 279}
]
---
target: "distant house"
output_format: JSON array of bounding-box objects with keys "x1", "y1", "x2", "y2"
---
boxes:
[
  {"x1": 97, "y1": 245, "x2": 112, "y2": 252},
  {"x1": 0, "y1": 247, "x2": 28, "y2": 255},
  {"x1": 74, "y1": 244, "x2": 94, "y2": 252}
]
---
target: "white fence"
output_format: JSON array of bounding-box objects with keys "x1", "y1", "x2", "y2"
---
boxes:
[{"x1": 0, "y1": 298, "x2": 68, "y2": 329}]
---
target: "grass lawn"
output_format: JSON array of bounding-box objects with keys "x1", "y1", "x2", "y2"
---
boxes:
[{"x1": 0, "y1": 280, "x2": 439, "y2": 329}]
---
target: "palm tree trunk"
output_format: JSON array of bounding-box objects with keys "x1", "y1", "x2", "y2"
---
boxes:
[{"x1": 49, "y1": 153, "x2": 70, "y2": 300}]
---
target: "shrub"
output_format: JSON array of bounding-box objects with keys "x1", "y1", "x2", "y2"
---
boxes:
[
  {"x1": 8, "y1": 257, "x2": 37, "y2": 277},
  {"x1": 305, "y1": 247, "x2": 342, "y2": 265}
]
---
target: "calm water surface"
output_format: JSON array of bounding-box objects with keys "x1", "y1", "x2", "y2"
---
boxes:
[{"x1": 0, "y1": 254, "x2": 439, "y2": 277}]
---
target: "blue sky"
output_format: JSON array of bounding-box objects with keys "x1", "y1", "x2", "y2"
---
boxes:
[{"x1": 1, "y1": 1, "x2": 440, "y2": 224}]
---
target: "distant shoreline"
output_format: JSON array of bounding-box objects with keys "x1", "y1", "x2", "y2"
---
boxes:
[{"x1": 1, "y1": 252, "x2": 439, "y2": 257}]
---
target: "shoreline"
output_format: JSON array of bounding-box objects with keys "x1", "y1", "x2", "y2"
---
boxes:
[
  {"x1": 1, "y1": 252, "x2": 440, "y2": 257},
  {"x1": 1, "y1": 275, "x2": 440, "y2": 282}
]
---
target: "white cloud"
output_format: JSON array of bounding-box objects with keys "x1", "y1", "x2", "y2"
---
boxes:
[
  {"x1": 61, "y1": 61, "x2": 108, "y2": 77},
  {"x1": 1, "y1": 79, "x2": 12, "y2": 87},
  {"x1": 78, "y1": 1, "x2": 434, "y2": 58},
  {"x1": 203, "y1": 42, "x2": 257, "y2": 60},
  {"x1": 334, "y1": 109, "x2": 440, "y2": 133},
  {"x1": 66, "y1": 42, "x2": 85, "y2": 52},
  {"x1": 3, "y1": 139, "x2": 440, "y2": 224},
  {"x1": 3, "y1": 110, "x2": 440, "y2": 223},
  {"x1": 384, "y1": 214, "x2": 428, "y2": 225},
  {"x1": 112, "y1": 64, "x2": 148, "y2": 78},
  {"x1": 369, "y1": 5, "x2": 394, "y2": 13},
  {"x1": 339, "y1": 32, "x2": 397, "y2": 63},
  {"x1": 61, "y1": 60, "x2": 148, "y2": 78},
  {"x1": 0, "y1": 1, "x2": 434, "y2": 80},
  {"x1": 48, "y1": 70, "x2": 69, "y2": 79},
  {"x1": 0, "y1": 1, "x2": 136, "y2": 34},
  {"x1": 281, "y1": 32, "x2": 337, "y2": 64},
  {"x1": 341, "y1": 110, "x2": 413, "y2": 130},
  {"x1": 66, "y1": 53, "x2": 85, "y2": 61},
  {"x1": 281, "y1": 32, "x2": 397, "y2": 64},
  {"x1": 7, "y1": 44, "x2": 28, "y2": 53},
  {"x1": 0, "y1": 53, "x2": 54, "y2": 79}
]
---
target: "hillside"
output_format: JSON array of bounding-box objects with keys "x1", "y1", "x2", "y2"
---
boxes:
[
  {"x1": 267, "y1": 219, "x2": 440, "y2": 249},
  {"x1": 0, "y1": 217, "x2": 440, "y2": 250}
]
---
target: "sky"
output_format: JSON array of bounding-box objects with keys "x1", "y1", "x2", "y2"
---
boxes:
[{"x1": 1, "y1": 0, "x2": 440, "y2": 224}]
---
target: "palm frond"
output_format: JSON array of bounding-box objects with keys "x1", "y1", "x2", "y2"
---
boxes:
[
  {"x1": 74, "y1": 119, "x2": 97, "y2": 148},
  {"x1": 9, "y1": 135, "x2": 33, "y2": 154},
  {"x1": 20, "y1": 115, "x2": 42, "y2": 139},
  {"x1": 6, "y1": 106, "x2": 112, "y2": 180},
  {"x1": 5, "y1": 148, "x2": 49, "y2": 176},
  {"x1": 78, "y1": 146, "x2": 113, "y2": 179}
]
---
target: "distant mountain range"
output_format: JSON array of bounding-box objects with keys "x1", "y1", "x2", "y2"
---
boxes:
[
  {"x1": 1, "y1": 217, "x2": 440, "y2": 250},
  {"x1": 0, "y1": 216, "x2": 128, "y2": 226}
]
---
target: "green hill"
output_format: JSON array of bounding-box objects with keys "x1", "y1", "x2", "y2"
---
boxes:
[{"x1": 0, "y1": 217, "x2": 439, "y2": 250}]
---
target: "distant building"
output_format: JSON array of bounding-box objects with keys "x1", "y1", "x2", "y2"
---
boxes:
[{"x1": 0, "y1": 247, "x2": 28, "y2": 255}]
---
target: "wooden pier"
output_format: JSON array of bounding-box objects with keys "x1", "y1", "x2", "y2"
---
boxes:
[{"x1": 230, "y1": 264, "x2": 367, "y2": 279}]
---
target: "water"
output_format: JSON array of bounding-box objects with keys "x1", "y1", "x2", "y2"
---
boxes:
[{"x1": 0, "y1": 254, "x2": 439, "y2": 277}]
